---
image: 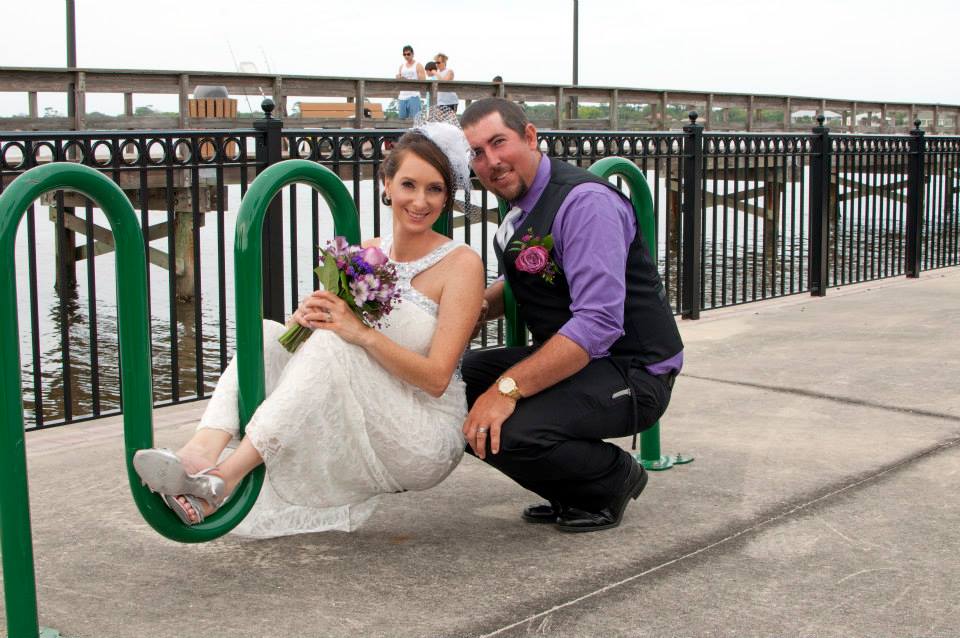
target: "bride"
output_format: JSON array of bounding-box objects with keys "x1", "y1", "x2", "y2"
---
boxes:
[{"x1": 133, "y1": 120, "x2": 484, "y2": 537}]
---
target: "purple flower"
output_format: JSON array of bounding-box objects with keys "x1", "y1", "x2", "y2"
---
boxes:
[
  {"x1": 331, "y1": 236, "x2": 350, "y2": 256},
  {"x1": 361, "y1": 246, "x2": 389, "y2": 268},
  {"x1": 350, "y1": 273, "x2": 376, "y2": 305},
  {"x1": 515, "y1": 246, "x2": 550, "y2": 274},
  {"x1": 351, "y1": 256, "x2": 373, "y2": 275}
]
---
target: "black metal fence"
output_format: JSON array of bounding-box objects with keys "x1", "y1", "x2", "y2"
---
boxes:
[{"x1": 1, "y1": 107, "x2": 957, "y2": 429}]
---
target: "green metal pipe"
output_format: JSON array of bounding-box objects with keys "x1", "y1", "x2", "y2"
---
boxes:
[
  {"x1": 0, "y1": 162, "x2": 155, "y2": 637},
  {"x1": 495, "y1": 198, "x2": 528, "y2": 347},
  {"x1": 0, "y1": 158, "x2": 365, "y2": 638},
  {"x1": 587, "y1": 157, "x2": 671, "y2": 469},
  {"x1": 234, "y1": 159, "x2": 360, "y2": 424},
  {"x1": 588, "y1": 157, "x2": 656, "y2": 257}
]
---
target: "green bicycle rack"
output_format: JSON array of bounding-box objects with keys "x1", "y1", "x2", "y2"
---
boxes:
[
  {"x1": 500, "y1": 157, "x2": 692, "y2": 471},
  {"x1": 0, "y1": 162, "x2": 156, "y2": 638},
  {"x1": 0, "y1": 159, "x2": 361, "y2": 637}
]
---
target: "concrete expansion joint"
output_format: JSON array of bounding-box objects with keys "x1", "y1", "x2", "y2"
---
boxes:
[
  {"x1": 682, "y1": 373, "x2": 960, "y2": 424},
  {"x1": 475, "y1": 433, "x2": 960, "y2": 638}
]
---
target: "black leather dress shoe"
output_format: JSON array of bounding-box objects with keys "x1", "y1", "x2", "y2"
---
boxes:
[
  {"x1": 556, "y1": 462, "x2": 648, "y2": 533},
  {"x1": 521, "y1": 500, "x2": 565, "y2": 524}
]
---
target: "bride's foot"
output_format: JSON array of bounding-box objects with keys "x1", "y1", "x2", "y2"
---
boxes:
[
  {"x1": 133, "y1": 448, "x2": 228, "y2": 508},
  {"x1": 174, "y1": 444, "x2": 220, "y2": 476},
  {"x1": 162, "y1": 472, "x2": 228, "y2": 525}
]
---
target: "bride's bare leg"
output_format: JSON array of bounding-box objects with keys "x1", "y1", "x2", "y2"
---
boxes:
[
  {"x1": 174, "y1": 428, "x2": 233, "y2": 474},
  {"x1": 217, "y1": 437, "x2": 264, "y2": 495}
]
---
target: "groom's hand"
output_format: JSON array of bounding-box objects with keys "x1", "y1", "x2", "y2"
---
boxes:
[
  {"x1": 469, "y1": 299, "x2": 489, "y2": 340},
  {"x1": 462, "y1": 388, "x2": 516, "y2": 459}
]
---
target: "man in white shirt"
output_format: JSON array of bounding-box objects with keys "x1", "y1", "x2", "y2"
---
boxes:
[{"x1": 395, "y1": 45, "x2": 425, "y2": 119}]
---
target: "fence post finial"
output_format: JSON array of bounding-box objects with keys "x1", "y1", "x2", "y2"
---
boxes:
[{"x1": 261, "y1": 98, "x2": 276, "y2": 119}]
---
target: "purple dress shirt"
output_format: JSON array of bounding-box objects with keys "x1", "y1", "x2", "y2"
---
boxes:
[{"x1": 509, "y1": 155, "x2": 683, "y2": 375}]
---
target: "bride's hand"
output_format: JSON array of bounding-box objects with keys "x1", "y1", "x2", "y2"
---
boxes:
[
  {"x1": 309, "y1": 290, "x2": 373, "y2": 346},
  {"x1": 290, "y1": 293, "x2": 318, "y2": 330}
]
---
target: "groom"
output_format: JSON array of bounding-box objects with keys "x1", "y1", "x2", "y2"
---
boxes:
[{"x1": 459, "y1": 98, "x2": 684, "y2": 532}]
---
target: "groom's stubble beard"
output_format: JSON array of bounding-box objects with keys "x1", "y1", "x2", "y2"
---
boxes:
[{"x1": 485, "y1": 167, "x2": 529, "y2": 202}]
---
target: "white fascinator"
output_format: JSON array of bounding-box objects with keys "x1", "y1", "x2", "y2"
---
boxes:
[{"x1": 412, "y1": 107, "x2": 473, "y2": 195}]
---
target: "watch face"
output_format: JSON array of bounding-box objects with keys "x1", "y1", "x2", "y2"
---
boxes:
[{"x1": 498, "y1": 377, "x2": 517, "y2": 394}]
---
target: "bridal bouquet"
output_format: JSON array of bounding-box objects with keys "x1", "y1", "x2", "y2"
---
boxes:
[{"x1": 278, "y1": 237, "x2": 401, "y2": 352}]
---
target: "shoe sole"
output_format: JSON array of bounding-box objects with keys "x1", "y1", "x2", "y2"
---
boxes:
[
  {"x1": 556, "y1": 465, "x2": 648, "y2": 533},
  {"x1": 521, "y1": 513, "x2": 559, "y2": 524},
  {"x1": 132, "y1": 449, "x2": 225, "y2": 505}
]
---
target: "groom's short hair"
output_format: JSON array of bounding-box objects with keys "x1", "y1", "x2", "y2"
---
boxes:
[{"x1": 461, "y1": 98, "x2": 528, "y2": 139}]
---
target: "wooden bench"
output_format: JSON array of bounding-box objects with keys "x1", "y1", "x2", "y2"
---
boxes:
[
  {"x1": 187, "y1": 97, "x2": 238, "y2": 119},
  {"x1": 299, "y1": 102, "x2": 385, "y2": 120},
  {"x1": 187, "y1": 98, "x2": 240, "y2": 159}
]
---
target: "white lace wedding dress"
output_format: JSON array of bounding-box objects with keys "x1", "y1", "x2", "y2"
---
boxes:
[{"x1": 197, "y1": 239, "x2": 468, "y2": 538}]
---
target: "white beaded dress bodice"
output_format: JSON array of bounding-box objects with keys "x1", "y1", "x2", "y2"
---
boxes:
[{"x1": 385, "y1": 237, "x2": 455, "y2": 306}]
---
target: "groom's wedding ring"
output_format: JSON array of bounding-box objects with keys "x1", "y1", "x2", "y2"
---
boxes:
[{"x1": 477, "y1": 427, "x2": 488, "y2": 435}]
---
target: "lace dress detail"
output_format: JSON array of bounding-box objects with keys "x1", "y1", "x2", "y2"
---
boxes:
[{"x1": 198, "y1": 239, "x2": 467, "y2": 538}]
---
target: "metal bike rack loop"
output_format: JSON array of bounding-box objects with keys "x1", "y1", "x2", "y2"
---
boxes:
[{"x1": 0, "y1": 159, "x2": 361, "y2": 637}]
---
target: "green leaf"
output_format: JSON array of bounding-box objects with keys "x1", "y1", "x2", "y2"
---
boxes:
[
  {"x1": 315, "y1": 254, "x2": 340, "y2": 293},
  {"x1": 339, "y1": 271, "x2": 357, "y2": 308},
  {"x1": 542, "y1": 235, "x2": 554, "y2": 251}
]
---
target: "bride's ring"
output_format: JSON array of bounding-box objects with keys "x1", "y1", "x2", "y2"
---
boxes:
[{"x1": 325, "y1": 311, "x2": 333, "y2": 322}]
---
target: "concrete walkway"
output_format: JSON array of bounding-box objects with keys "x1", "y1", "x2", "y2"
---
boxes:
[{"x1": 6, "y1": 267, "x2": 960, "y2": 638}]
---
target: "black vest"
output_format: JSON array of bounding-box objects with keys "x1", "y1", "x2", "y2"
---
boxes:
[{"x1": 494, "y1": 157, "x2": 683, "y2": 367}]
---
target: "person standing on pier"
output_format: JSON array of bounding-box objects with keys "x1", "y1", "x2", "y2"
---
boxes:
[
  {"x1": 433, "y1": 53, "x2": 458, "y2": 115},
  {"x1": 424, "y1": 61, "x2": 439, "y2": 110},
  {"x1": 459, "y1": 98, "x2": 684, "y2": 533},
  {"x1": 395, "y1": 45, "x2": 425, "y2": 119}
]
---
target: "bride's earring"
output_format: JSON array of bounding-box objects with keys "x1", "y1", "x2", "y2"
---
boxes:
[{"x1": 381, "y1": 191, "x2": 392, "y2": 206}]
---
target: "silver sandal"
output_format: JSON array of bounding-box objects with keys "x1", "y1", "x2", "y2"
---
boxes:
[
  {"x1": 133, "y1": 448, "x2": 227, "y2": 507},
  {"x1": 161, "y1": 493, "x2": 213, "y2": 526}
]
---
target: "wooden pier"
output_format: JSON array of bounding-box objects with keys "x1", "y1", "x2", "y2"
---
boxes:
[{"x1": 1, "y1": 66, "x2": 958, "y2": 134}]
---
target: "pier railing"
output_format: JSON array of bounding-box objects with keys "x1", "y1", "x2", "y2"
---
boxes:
[
  {"x1": 2, "y1": 66, "x2": 959, "y2": 135},
  {"x1": 1, "y1": 105, "x2": 957, "y2": 429}
]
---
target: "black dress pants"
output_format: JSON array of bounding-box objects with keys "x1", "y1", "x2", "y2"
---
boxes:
[{"x1": 462, "y1": 346, "x2": 673, "y2": 512}]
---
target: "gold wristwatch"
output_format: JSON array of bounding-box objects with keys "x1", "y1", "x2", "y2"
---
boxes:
[{"x1": 496, "y1": 376, "x2": 523, "y2": 400}]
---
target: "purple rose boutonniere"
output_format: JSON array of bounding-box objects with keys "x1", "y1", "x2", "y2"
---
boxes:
[{"x1": 508, "y1": 228, "x2": 560, "y2": 284}]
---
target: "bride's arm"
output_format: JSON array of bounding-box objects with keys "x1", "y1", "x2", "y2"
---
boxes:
[{"x1": 359, "y1": 247, "x2": 484, "y2": 397}]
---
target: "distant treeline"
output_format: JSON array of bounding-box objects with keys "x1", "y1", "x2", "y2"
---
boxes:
[{"x1": 5, "y1": 103, "x2": 912, "y2": 126}]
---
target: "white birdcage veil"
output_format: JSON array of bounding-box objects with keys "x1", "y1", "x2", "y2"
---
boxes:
[{"x1": 412, "y1": 107, "x2": 473, "y2": 197}]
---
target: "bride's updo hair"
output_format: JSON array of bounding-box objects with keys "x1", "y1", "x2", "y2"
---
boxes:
[{"x1": 379, "y1": 131, "x2": 455, "y2": 214}]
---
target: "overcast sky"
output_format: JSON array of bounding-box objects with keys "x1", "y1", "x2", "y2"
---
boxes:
[{"x1": 2, "y1": 0, "x2": 959, "y2": 115}]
